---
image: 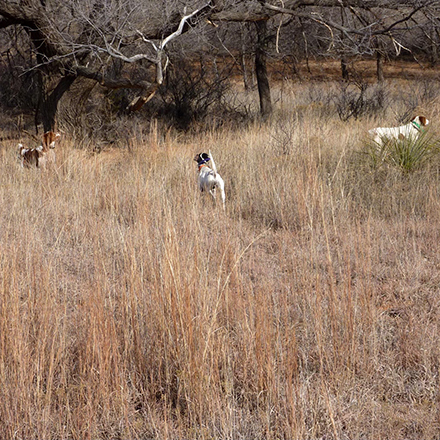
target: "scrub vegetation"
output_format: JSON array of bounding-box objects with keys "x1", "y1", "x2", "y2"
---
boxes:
[{"x1": 1, "y1": 73, "x2": 440, "y2": 439}]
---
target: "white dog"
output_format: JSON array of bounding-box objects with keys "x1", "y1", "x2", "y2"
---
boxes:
[
  {"x1": 368, "y1": 115, "x2": 429, "y2": 146},
  {"x1": 194, "y1": 150, "x2": 225, "y2": 209}
]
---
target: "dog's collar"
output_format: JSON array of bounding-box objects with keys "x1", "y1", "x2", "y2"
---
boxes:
[
  {"x1": 412, "y1": 120, "x2": 422, "y2": 131},
  {"x1": 197, "y1": 156, "x2": 210, "y2": 171}
]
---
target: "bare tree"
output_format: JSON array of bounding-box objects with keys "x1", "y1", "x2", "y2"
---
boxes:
[
  {"x1": 0, "y1": 0, "x2": 213, "y2": 130},
  {"x1": 0, "y1": 0, "x2": 438, "y2": 129}
]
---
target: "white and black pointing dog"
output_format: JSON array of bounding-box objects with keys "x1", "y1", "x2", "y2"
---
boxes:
[
  {"x1": 368, "y1": 115, "x2": 429, "y2": 146},
  {"x1": 194, "y1": 150, "x2": 225, "y2": 210}
]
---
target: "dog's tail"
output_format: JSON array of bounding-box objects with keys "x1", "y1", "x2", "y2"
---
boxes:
[{"x1": 208, "y1": 150, "x2": 217, "y2": 177}]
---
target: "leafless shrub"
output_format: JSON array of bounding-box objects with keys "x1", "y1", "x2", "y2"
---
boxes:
[
  {"x1": 269, "y1": 115, "x2": 299, "y2": 156},
  {"x1": 159, "y1": 57, "x2": 247, "y2": 130},
  {"x1": 395, "y1": 79, "x2": 440, "y2": 124},
  {"x1": 334, "y1": 81, "x2": 389, "y2": 121}
]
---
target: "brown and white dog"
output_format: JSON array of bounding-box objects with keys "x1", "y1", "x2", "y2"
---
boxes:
[
  {"x1": 18, "y1": 131, "x2": 61, "y2": 169},
  {"x1": 194, "y1": 150, "x2": 225, "y2": 210},
  {"x1": 368, "y1": 115, "x2": 429, "y2": 146}
]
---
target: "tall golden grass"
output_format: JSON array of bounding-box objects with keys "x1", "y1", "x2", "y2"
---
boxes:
[{"x1": 1, "y1": 79, "x2": 440, "y2": 439}]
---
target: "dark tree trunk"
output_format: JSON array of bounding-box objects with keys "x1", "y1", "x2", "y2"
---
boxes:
[
  {"x1": 430, "y1": 23, "x2": 438, "y2": 67},
  {"x1": 240, "y1": 24, "x2": 252, "y2": 90},
  {"x1": 376, "y1": 51, "x2": 384, "y2": 83},
  {"x1": 255, "y1": 20, "x2": 272, "y2": 119},
  {"x1": 341, "y1": 57, "x2": 349, "y2": 81},
  {"x1": 36, "y1": 73, "x2": 76, "y2": 132},
  {"x1": 340, "y1": 7, "x2": 349, "y2": 81}
]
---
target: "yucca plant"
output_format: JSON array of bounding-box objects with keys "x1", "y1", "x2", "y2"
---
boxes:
[{"x1": 366, "y1": 131, "x2": 440, "y2": 172}]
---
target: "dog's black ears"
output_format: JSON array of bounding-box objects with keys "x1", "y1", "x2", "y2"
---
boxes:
[{"x1": 194, "y1": 152, "x2": 210, "y2": 163}]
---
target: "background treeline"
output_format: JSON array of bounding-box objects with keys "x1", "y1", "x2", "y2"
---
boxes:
[{"x1": 0, "y1": 0, "x2": 440, "y2": 139}]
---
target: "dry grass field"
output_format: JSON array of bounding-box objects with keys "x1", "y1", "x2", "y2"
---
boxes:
[{"x1": 1, "y1": 76, "x2": 440, "y2": 439}]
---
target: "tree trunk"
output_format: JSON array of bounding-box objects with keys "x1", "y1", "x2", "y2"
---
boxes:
[
  {"x1": 240, "y1": 23, "x2": 252, "y2": 90},
  {"x1": 255, "y1": 20, "x2": 272, "y2": 119},
  {"x1": 36, "y1": 73, "x2": 76, "y2": 131},
  {"x1": 376, "y1": 50, "x2": 384, "y2": 83},
  {"x1": 341, "y1": 57, "x2": 349, "y2": 81},
  {"x1": 340, "y1": 7, "x2": 349, "y2": 81},
  {"x1": 430, "y1": 23, "x2": 438, "y2": 67}
]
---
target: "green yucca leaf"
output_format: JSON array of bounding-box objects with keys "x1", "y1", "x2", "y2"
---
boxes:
[{"x1": 365, "y1": 131, "x2": 440, "y2": 172}]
